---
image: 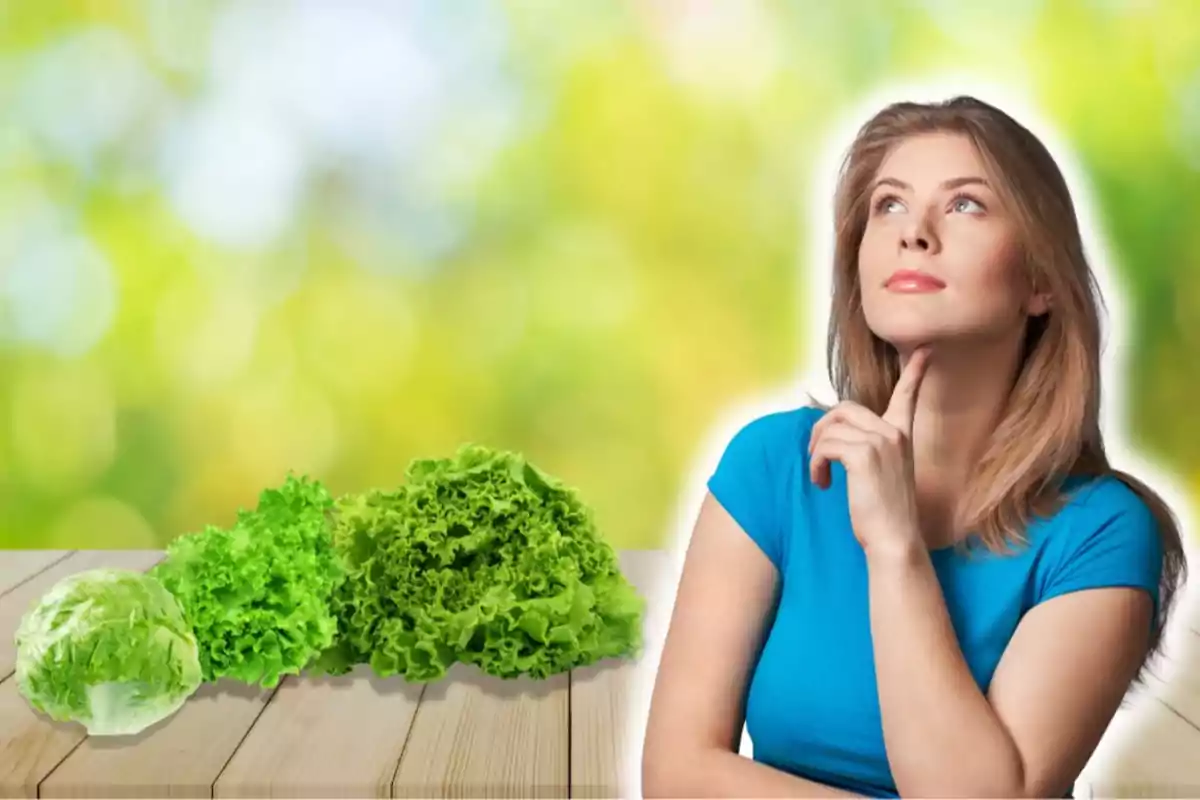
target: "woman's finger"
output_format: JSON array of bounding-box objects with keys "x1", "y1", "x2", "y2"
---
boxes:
[
  {"x1": 810, "y1": 422, "x2": 875, "y2": 488},
  {"x1": 809, "y1": 402, "x2": 897, "y2": 455},
  {"x1": 883, "y1": 347, "x2": 932, "y2": 436},
  {"x1": 810, "y1": 431, "x2": 873, "y2": 489}
]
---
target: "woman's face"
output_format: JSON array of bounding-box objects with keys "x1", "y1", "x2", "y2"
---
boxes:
[{"x1": 857, "y1": 132, "x2": 1047, "y2": 351}]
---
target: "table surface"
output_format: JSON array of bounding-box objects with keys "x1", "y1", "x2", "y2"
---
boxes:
[
  {"x1": 2, "y1": 547, "x2": 1199, "y2": 799},
  {"x1": 0, "y1": 548, "x2": 667, "y2": 799}
]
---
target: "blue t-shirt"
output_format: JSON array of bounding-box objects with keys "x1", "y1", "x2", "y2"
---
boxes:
[{"x1": 707, "y1": 405, "x2": 1164, "y2": 798}]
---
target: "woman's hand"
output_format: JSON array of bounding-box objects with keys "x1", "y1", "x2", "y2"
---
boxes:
[{"x1": 808, "y1": 348, "x2": 931, "y2": 555}]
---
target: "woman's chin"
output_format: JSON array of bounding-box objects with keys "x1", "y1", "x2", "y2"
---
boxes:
[
  {"x1": 874, "y1": 327, "x2": 1017, "y2": 358},
  {"x1": 872, "y1": 328, "x2": 946, "y2": 351}
]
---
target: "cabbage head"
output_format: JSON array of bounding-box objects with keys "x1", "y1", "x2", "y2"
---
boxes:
[{"x1": 13, "y1": 568, "x2": 203, "y2": 736}]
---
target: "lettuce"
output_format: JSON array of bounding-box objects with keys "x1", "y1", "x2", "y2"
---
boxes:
[
  {"x1": 309, "y1": 444, "x2": 645, "y2": 681},
  {"x1": 14, "y1": 442, "x2": 643, "y2": 740},
  {"x1": 149, "y1": 475, "x2": 346, "y2": 687},
  {"x1": 13, "y1": 568, "x2": 203, "y2": 735}
]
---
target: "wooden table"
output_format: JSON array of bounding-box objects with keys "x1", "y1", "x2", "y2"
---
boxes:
[
  {"x1": 2, "y1": 547, "x2": 1199, "y2": 798},
  {"x1": 1073, "y1": 600, "x2": 1200, "y2": 800},
  {"x1": 0, "y1": 548, "x2": 668, "y2": 799}
]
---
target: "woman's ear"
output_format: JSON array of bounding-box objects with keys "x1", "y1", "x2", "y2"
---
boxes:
[
  {"x1": 1027, "y1": 291, "x2": 1052, "y2": 316},
  {"x1": 1022, "y1": 261, "x2": 1051, "y2": 317}
]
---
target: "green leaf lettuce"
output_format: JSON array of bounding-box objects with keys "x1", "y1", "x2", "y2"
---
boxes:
[
  {"x1": 149, "y1": 474, "x2": 346, "y2": 687},
  {"x1": 311, "y1": 444, "x2": 645, "y2": 681}
]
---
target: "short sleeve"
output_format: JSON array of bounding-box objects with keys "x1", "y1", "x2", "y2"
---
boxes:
[
  {"x1": 706, "y1": 409, "x2": 811, "y2": 572},
  {"x1": 1038, "y1": 481, "x2": 1164, "y2": 626}
]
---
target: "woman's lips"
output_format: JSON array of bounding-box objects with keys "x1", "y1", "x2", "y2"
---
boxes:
[{"x1": 885, "y1": 270, "x2": 946, "y2": 293}]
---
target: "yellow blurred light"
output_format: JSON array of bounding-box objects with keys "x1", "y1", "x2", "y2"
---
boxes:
[
  {"x1": 225, "y1": 377, "x2": 341, "y2": 485},
  {"x1": 638, "y1": 0, "x2": 783, "y2": 102},
  {"x1": 162, "y1": 458, "x2": 262, "y2": 544},
  {"x1": 295, "y1": 271, "x2": 417, "y2": 398},
  {"x1": 9, "y1": 366, "x2": 116, "y2": 493},
  {"x1": 155, "y1": 278, "x2": 260, "y2": 389},
  {"x1": 44, "y1": 495, "x2": 158, "y2": 550},
  {"x1": 530, "y1": 225, "x2": 641, "y2": 335}
]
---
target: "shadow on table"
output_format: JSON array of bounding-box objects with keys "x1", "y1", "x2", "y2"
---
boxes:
[
  {"x1": 79, "y1": 678, "x2": 269, "y2": 749},
  {"x1": 286, "y1": 654, "x2": 632, "y2": 702},
  {"x1": 69, "y1": 650, "x2": 635, "y2": 750}
]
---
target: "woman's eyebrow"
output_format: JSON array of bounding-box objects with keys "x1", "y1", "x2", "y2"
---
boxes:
[{"x1": 872, "y1": 176, "x2": 991, "y2": 192}]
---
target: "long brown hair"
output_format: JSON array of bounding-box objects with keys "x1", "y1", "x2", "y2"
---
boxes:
[{"x1": 825, "y1": 95, "x2": 1187, "y2": 682}]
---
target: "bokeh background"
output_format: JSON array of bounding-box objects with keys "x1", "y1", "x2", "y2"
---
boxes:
[{"x1": 1, "y1": 0, "x2": 1198, "y2": 550}]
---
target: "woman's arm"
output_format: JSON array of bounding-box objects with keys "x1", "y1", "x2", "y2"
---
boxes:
[
  {"x1": 642, "y1": 492, "x2": 864, "y2": 799},
  {"x1": 867, "y1": 541, "x2": 1153, "y2": 798}
]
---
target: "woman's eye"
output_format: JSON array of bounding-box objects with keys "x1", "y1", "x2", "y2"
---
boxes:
[
  {"x1": 875, "y1": 197, "x2": 904, "y2": 213},
  {"x1": 952, "y1": 196, "x2": 985, "y2": 213}
]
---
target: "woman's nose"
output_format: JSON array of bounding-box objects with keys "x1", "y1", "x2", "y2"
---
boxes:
[{"x1": 900, "y1": 219, "x2": 938, "y2": 253}]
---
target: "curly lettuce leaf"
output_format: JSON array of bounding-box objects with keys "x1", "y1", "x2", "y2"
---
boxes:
[
  {"x1": 312, "y1": 444, "x2": 645, "y2": 681},
  {"x1": 150, "y1": 474, "x2": 346, "y2": 687}
]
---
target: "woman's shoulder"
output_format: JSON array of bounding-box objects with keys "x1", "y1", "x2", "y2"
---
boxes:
[
  {"x1": 1031, "y1": 473, "x2": 1164, "y2": 572},
  {"x1": 708, "y1": 404, "x2": 827, "y2": 573},
  {"x1": 1054, "y1": 473, "x2": 1158, "y2": 528},
  {"x1": 710, "y1": 404, "x2": 824, "y2": 490},
  {"x1": 1029, "y1": 472, "x2": 1166, "y2": 614},
  {"x1": 724, "y1": 404, "x2": 827, "y2": 452}
]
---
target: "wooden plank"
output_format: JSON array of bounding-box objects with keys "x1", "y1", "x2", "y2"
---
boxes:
[
  {"x1": 0, "y1": 550, "x2": 166, "y2": 680},
  {"x1": 0, "y1": 550, "x2": 167, "y2": 799},
  {"x1": 1150, "y1": 621, "x2": 1200, "y2": 728},
  {"x1": 1083, "y1": 701, "x2": 1200, "y2": 798},
  {"x1": 0, "y1": 674, "x2": 86, "y2": 800},
  {"x1": 391, "y1": 664, "x2": 569, "y2": 797},
  {"x1": 570, "y1": 550, "x2": 669, "y2": 798},
  {"x1": 0, "y1": 551, "x2": 72, "y2": 596},
  {"x1": 39, "y1": 678, "x2": 276, "y2": 799},
  {"x1": 1079, "y1": 601, "x2": 1200, "y2": 798},
  {"x1": 213, "y1": 664, "x2": 423, "y2": 799}
]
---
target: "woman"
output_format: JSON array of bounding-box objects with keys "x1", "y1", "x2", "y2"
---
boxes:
[{"x1": 641, "y1": 95, "x2": 1188, "y2": 799}]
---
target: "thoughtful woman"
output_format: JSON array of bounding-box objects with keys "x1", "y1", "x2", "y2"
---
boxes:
[{"x1": 641, "y1": 95, "x2": 1188, "y2": 799}]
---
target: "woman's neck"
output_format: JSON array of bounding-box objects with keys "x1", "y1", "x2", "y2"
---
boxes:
[{"x1": 898, "y1": 334, "x2": 1024, "y2": 541}]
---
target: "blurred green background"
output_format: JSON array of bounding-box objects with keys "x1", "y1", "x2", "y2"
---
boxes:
[{"x1": 0, "y1": 0, "x2": 1197, "y2": 550}]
